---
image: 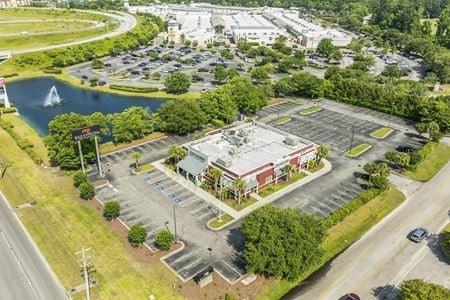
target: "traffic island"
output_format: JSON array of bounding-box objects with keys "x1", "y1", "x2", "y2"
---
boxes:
[
  {"x1": 300, "y1": 106, "x2": 321, "y2": 115},
  {"x1": 207, "y1": 214, "x2": 235, "y2": 230},
  {"x1": 346, "y1": 143, "x2": 372, "y2": 158},
  {"x1": 275, "y1": 117, "x2": 291, "y2": 125},
  {"x1": 370, "y1": 127, "x2": 393, "y2": 139},
  {"x1": 132, "y1": 163, "x2": 155, "y2": 175}
]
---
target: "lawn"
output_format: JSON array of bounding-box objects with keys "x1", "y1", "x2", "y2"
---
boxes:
[
  {"x1": 135, "y1": 163, "x2": 155, "y2": 173},
  {"x1": 257, "y1": 187, "x2": 406, "y2": 300},
  {"x1": 439, "y1": 223, "x2": 450, "y2": 259},
  {"x1": 0, "y1": 20, "x2": 92, "y2": 34},
  {"x1": 275, "y1": 117, "x2": 291, "y2": 125},
  {"x1": 370, "y1": 127, "x2": 393, "y2": 139},
  {"x1": 300, "y1": 106, "x2": 321, "y2": 115},
  {"x1": 307, "y1": 161, "x2": 325, "y2": 173},
  {"x1": 258, "y1": 172, "x2": 308, "y2": 198},
  {"x1": 208, "y1": 214, "x2": 235, "y2": 229},
  {"x1": 0, "y1": 117, "x2": 181, "y2": 299},
  {"x1": 405, "y1": 143, "x2": 450, "y2": 182},
  {"x1": 224, "y1": 196, "x2": 258, "y2": 211},
  {"x1": 99, "y1": 132, "x2": 165, "y2": 155},
  {"x1": 346, "y1": 143, "x2": 372, "y2": 158}
]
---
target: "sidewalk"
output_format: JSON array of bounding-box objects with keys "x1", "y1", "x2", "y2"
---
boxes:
[{"x1": 153, "y1": 159, "x2": 332, "y2": 221}]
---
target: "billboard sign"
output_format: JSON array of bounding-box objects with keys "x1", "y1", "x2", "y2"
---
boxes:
[{"x1": 72, "y1": 125, "x2": 101, "y2": 141}]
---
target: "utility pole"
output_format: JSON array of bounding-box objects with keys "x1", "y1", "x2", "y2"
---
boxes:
[
  {"x1": 76, "y1": 247, "x2": 94, "y2": 300},
  {"x1": 173, "y1": 204, "x2": 178, "y2": 243},
  {"x1": 77, "y1": 140, "x2": 85, "y2": 173},
  {"x1": 349, "y1": 125, "x2": 355, "y2": 155}
]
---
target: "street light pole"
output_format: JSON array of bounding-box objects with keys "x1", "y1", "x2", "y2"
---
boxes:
[
  {"x1": 77, "y1": 140, "x2": 85, "y2": 173},
  {"x1": 349, "y1": 125, "x2": 355, "y2": 155},
  {"x1": 388, "y1": 102, "x2": 395, "y2": 128},
  {"x1": 173, "y1": 204, "x2": 178, "y2": 243}
]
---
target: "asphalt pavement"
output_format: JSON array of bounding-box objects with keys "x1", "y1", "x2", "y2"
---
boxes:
[
  {"x1": 0, "y1": 192, "x2": 68, "y2": 300},
  {"x1": 285, "y1": 155, "x2": 450, "y2": 299}
]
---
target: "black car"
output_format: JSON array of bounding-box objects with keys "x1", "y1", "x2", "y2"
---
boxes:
[
  {"x1": 130, "y1": 70, "x2": 140, "y2": 75},
  {"x1": 98, "y1": 81, "x2": 107, "y2": 86},
  {"x1": 81, "y1": 75, "x2": 89, "y2": 80},
  {"x1": 396, "y1": 145, "x2": 415, "y2": 153}
]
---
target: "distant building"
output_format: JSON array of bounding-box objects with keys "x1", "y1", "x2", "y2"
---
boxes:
[
  {"x1": 0, "y1": 0, "x2": 29, "y2": 7},
  {"x1": 176, "y1": 122, "x2": 317, "y2": 197}
]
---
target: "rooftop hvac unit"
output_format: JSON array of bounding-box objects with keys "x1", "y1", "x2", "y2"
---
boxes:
[
  {"x1": 217, "y1": 157, "x2": 232, "y2": 167},
  {"x1": 229, "y1": 147, "x2": 241, "y2": 155},
  {"x1": 284, "y1": 135, "x2": 300, "y2": 146}
]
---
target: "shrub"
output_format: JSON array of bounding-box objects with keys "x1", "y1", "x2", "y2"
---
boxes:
[
  {"x1": 103, "y1": 201, "x2": 120, "y2": 221},
  {"x1": 16, "y1": 138, "x2": 33, "y2": 149},
  {"x1": 109, "y1": 84, "x2": 159, "y2": 93},
  {"x1": 409, "y1": 152, "x2": 423, "y2": 165},
  {"x1": 211, "y1": 119, "x2": 225, "y2": 128},
  {"x1": 0, "y1": 73, "x2": 18, "y2": 78},
  {"x1": 128, "y1": 225, "x2": 147, "y2": 247},
  {"x1": 371, "y1": 175, "x2": 388, "y2": 190},
  {"x1": 224, "y1": 293, "x2": 236, "y2": 300},
  {"x1": 0, "y1": 107, "x2": 17, "y2": 113},
  {"x1": 155, "y1": 230, "x2": 173, "y2": 251},
  {"x1": 79, "y1": 182, "x2": 95, "y2": 200},
  {"x1": 73, "y1": 171, "x2": 88, "y2": 188},
  {"x1": 43, "y1": 68, "x2": 62, "y2": 74}
]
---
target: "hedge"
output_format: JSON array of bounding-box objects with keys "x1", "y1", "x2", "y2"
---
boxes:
[
  {"x1": 211, "y1": 119, "x2": 225, "y2": 128},
  {"x1": 322, "y1": 187, "x2": 385, "y2": 228},
  {"x1": 109, "y1": 84, "x2": 159, "y2": 93},
  {"x1": 0, "y1": 118, "x2": 43, "y2": 164},
  {"x1": 406, "y1": 142, "x2": 437, "y2": 171},
  {"x1": 43, "y1": 68, "x2": 62, "y2": 74},
  {"x1": 0, "y1": 107, "x2": 17, "y2": 114},
  {"x1": 0, "y1": 73, "x2": 18, "y2": 78}
]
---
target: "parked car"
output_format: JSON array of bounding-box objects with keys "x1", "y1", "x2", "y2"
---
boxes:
[
  {"x1": 408, "y1": 228, "x2": 428, "y2": 243},
  {"x1": 98, "y1": 81, "x2": 107, "y2": 86},
  {"x1": 201, "y1": 88, "x2": 209, "y2": 93},
  {"x1": 81, "y1": 75, "x2": 89, "y2": 80},
  {"x1": 342, "y1": 293, "x2": 360, "y2": 300},
  {"x1": 104, "y1": 63, "x2": 112, "y2": 67},
  {"x1": 130, "y1": 70, "x2": 140, "y2": 75},
  {"x1": 396, "y1": 145, "x2": 415, "y2": 153}
]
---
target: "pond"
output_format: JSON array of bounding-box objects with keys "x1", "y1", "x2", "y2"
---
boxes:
[{"x1": 7, "y1": 77, "x2": 168, "y2": 136}]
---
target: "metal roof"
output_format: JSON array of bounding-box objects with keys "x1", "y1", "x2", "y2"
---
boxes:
[{"x1": 177, "y1": 155, "x2": 207, "y2": 176}]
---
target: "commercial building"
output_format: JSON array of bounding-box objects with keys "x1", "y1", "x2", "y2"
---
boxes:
[
  {"x1": 176, "y1": 122, "x2": 317, "y2": 196},
  {"x1": 0, "y1": 0, "x2": 29, "y2": 7},
  {"x1": 167, "y1": 11, "x2": 215, "y2": 46},
  {"x1": 263, "y1": 10, "x2": 351, "y2": 48}
]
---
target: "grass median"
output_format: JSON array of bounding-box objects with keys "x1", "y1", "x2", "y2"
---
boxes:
[
  {"x1": 346, "y1": 143, "x2": 372, "y2": 158},
  {"x1": 208, "y1": 214, "x2": 235, "y2": 229},
  {"x1": 275, "y1": 117, "x2": 291, "y2": 125},
  {"x1": 300, "y1": 106, "x2": 321, "y2": 115},
  {"x1": 256, "y1": 187, "x2": 405, "y2": 300},
  {"x1": 370, "y1": 127, "x2": 393, "y2": 139},
  {"x1": 0, "y1": 117, "x2": 181, "y2": 299},
  {"x1": 405, "y1": 143, "x2": 450, "y2": 182}
]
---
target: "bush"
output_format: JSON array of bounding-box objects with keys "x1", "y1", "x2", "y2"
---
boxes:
[
  {"x1": 322, "y1": 188, "x2": 385, "y2": 228},
  {"x1": 73, "y1": 171, "x2": 88, "y2": 188},
  {"x1": 128, "y1": 225, "x2": 147, "y2": 248},
  {"x1": 0, "y1": 107, "x2": 17, "y2": 113},
  {"x1": 155, "y1": 230, "x2": 173, "y2": 251},
  {"x1": 399, "y1": 279, "x2": 450, "y2": 299},
  {"x1": 198, "y1": 67, "x2": 208, "y2": 73},
  {"x1": 211, "y1": 119, "x2": 225, "y2": 128},
  {"x1": 224, "y1": 293, "x2": 236, "y2": 300},
  {"x1": 1, "y1": 73, "x2": 18, "y2": 78},
  {"x1": 16, "y1": 138, "x2": 33, "y2": 149},
  {"x1": 371, "y1": 175, "x2": 388, "y2": 190},
  {"x1": 43, "y1": 68, "x2": 62, "y2": 74},
  {"x1": 109, "y1": 84, "x2": 159, "y2": 93},
  {"x1": 103, "y1": 201, "x2": 120, "y2": 221},
  {"x1": 79, "y1": 182, "x2": 95, "y2": 200}
]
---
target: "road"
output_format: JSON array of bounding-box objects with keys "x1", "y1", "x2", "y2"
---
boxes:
[
  {"x1": 287, "y1": 159, "x2": 450, "y2": 299},
  {"x1": 0, "y1": 192, "x2": 68, "y2": 300},
  {"x1": 11, "y1": 9, "x2": 137, "y2": 55}
]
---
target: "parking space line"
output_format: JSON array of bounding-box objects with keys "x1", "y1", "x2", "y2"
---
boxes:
[
  {"x1": 220, "y1": 259, "x2": 244, "y2": 276},
  {"x1": 308, "y1": 206, "x2": 328, "y2": 217},
  {"x1": 168, "y1": 251, "x2": 194, "y2": 266},
  {"x1": 178, "y1": 258, "x2": 202, "y2": 273},
  {"x1": 190, "y1": 203, "x2": 208, "y2": 214}
]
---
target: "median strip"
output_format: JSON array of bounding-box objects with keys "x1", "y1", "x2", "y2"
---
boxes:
[{"x1": 346, "y1": 143, "x2": 372, "y2": 158}]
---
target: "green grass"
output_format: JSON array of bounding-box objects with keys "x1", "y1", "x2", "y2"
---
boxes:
[
  {"x1": 405, "y1": 143, "x2": 450, "y2": 182},
  {"x1": 224, "y1": 196, "x2": 258, "y2": 211},
  {"x1": 0, "y1": 20, "x2": 92, "y2": 34},
  {"x1": 300, "y1": 106, "x2": 321, "y2": 115},
  {"x1": 0, "y1": 116, "x2": 181, "y2": 299},
  {"x1": 258, "y1": 172, "x2": 308, "y2": 198},
  {"x1": 135, "y1": 163, "x2": 155, "y2": 173},
  {"x1": 370, "y1": 127, "x2": 393, "y2": 139},
  {"x1": 256, "y1": 187, "x2": 405, "y2": 300},
  {"x1": 308, "y1": 161, "x2": 325, "y2": 173},
  {"x1": 439, "y1": 223, "x2": 450, "y2": 259},
  {"x1": 346, "y1": 143, "x2": 372, "y2": 158},
  {"x1": 99, "y1": 132, "x2": 165, "y2": 155},
  {"x1": 208, "y1": 214, "x2": 235, "y2": 229},
  {"x1": 275, "y1": 117, "x2": 291, "y2": 124}
]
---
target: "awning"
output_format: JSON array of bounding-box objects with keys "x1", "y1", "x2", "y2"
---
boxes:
[{"x1": 177, "y1": 155, "x2": 207, "y2": 177}]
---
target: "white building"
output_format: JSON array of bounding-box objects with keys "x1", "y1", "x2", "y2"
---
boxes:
[
  {"x1": 263, "y1": 10, "x2": 351, "y2": 49},
  {"x1": 0, "y1": 0, "x2": 29, "y2": 7}
]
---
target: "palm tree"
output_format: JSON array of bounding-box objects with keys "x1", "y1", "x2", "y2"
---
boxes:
[
  {"x1": 316, "y1": 144, "x2": 329, "y2": 164},
  {"x1": 217, "y1": 187, "x2": 229, "y2": 221},
  {"x1": 282, "y1": 164, "x2": 294, "y2": 181},
  {"x1": 363, "y1": 162, "x2": 378, "y2": 188},
  {"x1": 232, "y1": 178, "x2": 247, "y2": 206},
  {"x1": 376, "y1": 162, "x2": 391, "y2": 178},
  {"x1": 208, "y1": 168, "x2": 223, "y2": 193},
  {"x1": 426, "y1": 121, "x2": 440, "y2": 138},
  {"x1": 131, "y1": 152, "x2": 141, "y2": 169}
]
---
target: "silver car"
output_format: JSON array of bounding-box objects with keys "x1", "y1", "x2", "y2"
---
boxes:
[{"x1": 408, "y1": 227, "x2": 428, "y2": 243}]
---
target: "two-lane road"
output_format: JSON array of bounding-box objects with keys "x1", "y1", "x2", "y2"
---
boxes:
[
  {"x1": 287, "y1": 160, "x2": 450, "y2": 299},
  {"x1": 0, "y1": 192, "x2": 67, "y2": 300}
]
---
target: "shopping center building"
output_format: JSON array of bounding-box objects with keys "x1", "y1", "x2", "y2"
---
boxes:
[{"x1": 176, "y1": 122, "x2": 317, "y2": 196}]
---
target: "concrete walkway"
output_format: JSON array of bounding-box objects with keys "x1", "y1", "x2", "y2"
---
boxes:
[{"x1": 153, "y1": 159, "x2": 332, "y2": 221}]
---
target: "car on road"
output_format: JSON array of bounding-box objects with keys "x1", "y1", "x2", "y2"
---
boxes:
[
  {"x1": 408, "y1": 227, "x2": 428, "y2": 243},
  {"x1": 201, "y1": 88, "x2": 209, "y2": 93},
  {"x1": 104, "y1": 63, "x2": 112, "y2": 67},
  {"x1": 130, "y1": 70, "x2": 140, "y2": 75},
  {"x1": 98, "y1": 81, "x2": 107, "y2": 86},
  {"x1": 81, "y1": 75, "x2": 89, "y2": 80},
  {"x1": 341, "y1": 293, "x2": 360, "y2": 300}
]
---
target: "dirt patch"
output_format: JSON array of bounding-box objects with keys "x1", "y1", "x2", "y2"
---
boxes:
[{"x1": 93, "y1": 179, "x2": 108, "y2": 187}]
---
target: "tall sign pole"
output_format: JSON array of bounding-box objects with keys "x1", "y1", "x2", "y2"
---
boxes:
[
  {"x1": 94, "y1": 136, "x2": 103, "y2": 177},
  {"x1": 77, "y1": 140, "x2": 85, "y2": 173}
]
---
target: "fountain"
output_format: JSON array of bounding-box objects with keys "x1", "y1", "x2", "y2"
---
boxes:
[{"x1": 43, "y1": 86, "x2": 62, "y2": 107}]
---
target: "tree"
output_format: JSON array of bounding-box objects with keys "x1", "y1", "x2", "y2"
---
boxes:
[
  {"x1": 350, "y1": 53, "x2": 376, "y2": 71},
  {"x1": 399, "y1": 279, "x2": 450, "y2": 299},
  {"x1": 382, "y1": 65, "x2": 407, "y2": 78},
  {"x1": 208, "y1": 168, "x2": 223, "y2": 192},
  {"x1": 220, "y1": 49, "x2": 234, "y2": 60},
  {"x1": 316, "y1": 38, "x2": 336, "y2": 58},
  {"x1": 164, "y1": 71, "x2": 191, "y2": 93},
  {"x1": 242, "y1": 205, "x2": 325, "y2": 280},
  {"x1": 227, "y1": 67, "x2": 239, "y2": 79},
  {"x1": 221, "y1": 76, "x2": 267, "y2": 113},
  {"x1": 316, "y1": 144, "x2": 329, "y2": 163},
  {"x1": 371, "y1": 174, "x2": 388, "y2": 190},
  {"x1": 232, "y1": 178, "x2": 247, "y2": 205},
  {"x1": 282, "y1": 164, "x2": 294, "y2": 180},
  {"x1": 436, "y1": 6, "x2": 450, "y2": 48},
  {"x1": 251, "y1": 66, "x2": 270, "y2": 82},
  {"x1": 128, "y1": 225, "x2": 147, "y2": 248},
  {"x1": 426, "y1": 121, "x2": 440, "y2": 136},
  {"x1": 158, "y1": 99, "x2": 206, "y2": 134},
  {"x1": 376, "y1": 162, "x2": 391, "y2": 178},
  {"x1": 79, "y1": 182, "x2": 95, "y2": 200},
  {"x1": 73, "y1": 171, "x2": 88, "y2": 187},
  {"x1": 415, "y1": 122, "x2": 427, "y2": 137},
  {"x1": 91, "y1": 59, "x2": 104, "y2": 69},
  {"x1": 168, "y1": 144, "x2": 187, "y2": 164},
  {"x1": 111, "y1": 107, "x2": 154, "y2": 143},
  {"x1": 396, "y1": 153, "x2": 411, "y2": 170},
  {"x1": 200, "y1": 88, "x2": 238, "y2": 123},
  {"x1": 363, "y1": 162, "x2": 378, "y2": 188},
  {"x1": 213, "y1": 66, "x2": 228, "y2": 82},
  {"x1": 278, "y1": 58, "x2": 295, "y2": 73},
  {"x1": 155, "y1": 230, "x2": 173, "y2": 251},
  {"x1": 103, "y1": 201, "x2": 120, "y2": 221},
  {"x1": 131, "y1": 152, "x2": 141, "y2": 169}
]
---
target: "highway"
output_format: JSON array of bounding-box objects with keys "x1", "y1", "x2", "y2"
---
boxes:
[
  {"x1": 0, "y1": 192, "x2": 68, "y2": 300},
  {"x1": 11, "y1": 9, "x2": 137, "y2": 55},
  {"x1": 287, "y1": 157, "x2": 450, "y2": 299}
]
